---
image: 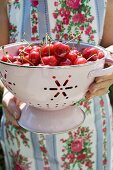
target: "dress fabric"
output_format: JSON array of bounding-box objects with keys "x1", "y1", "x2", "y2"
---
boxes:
[{"x1": 1, "y1": 0, "x2": 113, "y2": 170}]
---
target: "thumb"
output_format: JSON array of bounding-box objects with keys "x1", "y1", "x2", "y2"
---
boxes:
[
  {"x1": 2, "y1": 91, "x2": 21, "y2": 120},
  {"x1": 7, "y1": 98, "x2": 21, "y2": 120}
]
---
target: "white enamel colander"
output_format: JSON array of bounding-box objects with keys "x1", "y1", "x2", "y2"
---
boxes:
[{"x1": 0, "y1": 42, "x2": 113, "y2": 134}]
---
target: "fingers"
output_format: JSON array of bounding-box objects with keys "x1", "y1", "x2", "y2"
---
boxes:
[
  {"x1": 85, "y1": 88, "x2": 109, "y2": 100},
  {"x1": 88, "y1": 80, "x2": 113, "y2": 94},
  {"x1": 2, "y1": 98, "x2": 21, "y2": 120},
  {"x1": 85, "y1": 74, "x2": 113, "y2": 100},
  {"x1": 95, "y1": 73, "x2": 113, "y2": 83},
  {"x1": 3, "y1": 106, "x2": 20, "y2": 127},
  {"x1": 2, "y1": 91, "x2": 21, "y2": 127},
  {"x1": 3, "y1": 91, "x2": 21, "y2": 118}
]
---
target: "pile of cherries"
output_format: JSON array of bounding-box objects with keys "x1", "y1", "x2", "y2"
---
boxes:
[{"x1": 0, "y1": 41, "x2": 105, "y2": 66}]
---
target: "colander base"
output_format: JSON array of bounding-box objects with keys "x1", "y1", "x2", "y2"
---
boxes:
[{"x1": 18, "y1": 104, "x2": 85, "y2": 134}]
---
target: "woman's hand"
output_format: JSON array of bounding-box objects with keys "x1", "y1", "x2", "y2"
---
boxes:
[
  {"x1": 85, "y1": 73, "x2": 113, "y2": 100},
  {"x1": 2, "y1": 88, "x2": 21, "y2": 127},
  {"x1": 85, "y1": 46, "x2": 113, "y2": 100}
]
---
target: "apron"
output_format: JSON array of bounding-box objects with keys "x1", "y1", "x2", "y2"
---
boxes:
[{"x1": 1, "y1": 0, "x2": 113, "y2": 169}]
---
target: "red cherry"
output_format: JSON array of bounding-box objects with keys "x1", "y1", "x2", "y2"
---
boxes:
[
  {"x1": 21, "y1": 55, "x2": 30, "y2": 64},
  {"x1": 1, "y1": 53, "x2": 15, "y2": 62},
  {"x1": 41, "y1": 56, "x2": 58, "y2": 66},
  {"x1": 41, "y1": 44, "x2": 54, "y2": 56},
  {"x1": 66, "y1": 50, "x2": 78, "y2": 63},
  {"x1": 32, "y1": 45, "x2": 41, "y2": 52},
  {"x1": 53, "y1": 42, "x2": 70, "y2": 58},
  {"x1": 87, "y1": 54, "x2": 98, "y2": 61},
  {"x1": 97, "y1": 50, "x2": 104, "y2": 59},
  {"x1": 24, "y1": 46, "x2": 33, "y2": 53},
  {"x1": 74, "y1": 57, "x2": 87, "y2": 65},
  {"x1": 29, "y1": 50, "x2": 40, "y2": 65},
  {"x1": 59, "y1": 58, "x2": 72, "y2": 66},
  {"x1": 18, "y1": 45, "x2": 26, "y2": 54},
  {"x1": 82, "y1": 47, "x2": 98, "y2": 59}
]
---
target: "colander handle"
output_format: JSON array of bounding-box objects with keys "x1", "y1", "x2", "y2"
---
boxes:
[{"x1": 88, "y1": 58, "x2": 113, "y2": 78}]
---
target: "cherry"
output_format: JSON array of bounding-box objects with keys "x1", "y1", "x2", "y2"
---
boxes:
[
  {"x1": 15, "y1": 54, "x2": 29, "y2": 64},
  {"x1": 87, "y1": 54, "x2": 98, "y2": 61},
  {"x1": 97, "y1": 50, "x2": 104, "y2": 59},
  {"x1": 24, "y1": 46, "x2": 33, "y2": 53},
  {"x1": 18, "y1": 45, "x2": 32, "y2": 56},
  {"x1": 41, "y1": 44, "x2": 54, "y2": 56},
  {"x1": 1, "y1": 53, "x2": 15, "y2": 62},
  {"x1": 59, "y1": 58, "x2": 72, "y2": 66},
  {"x1": 0, "y1": 42, "x2": 105, "y2": 67},
  {"x1": 32, "y1": 45, "x2": 41, "y2": 52},
  {"x1": 82, "y1": 47, "x2": 98, "y2": 59},
  {"x1": 53, "y1": 42, "x2": 70, "y2": 58},
  {"x1": 41, "y1": 56, "x2": 58, "y2": 66},
  {"x1": 20, "y1": 55, "x2": 30, "y2": 64},
  {"x1": 66, "y1": 50, "x2": 78, "y2": 63},
  {"x1": 74, "y1": 57, "x2": 87, "y2": 65},
  {"x1": 29, "y1": 50, "x2": 40, "y2": 65},
  {"x1": 18, "y1": 45, "x2": 26, "y2": 54}
]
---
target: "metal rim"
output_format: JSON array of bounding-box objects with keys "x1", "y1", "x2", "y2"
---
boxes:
[{"x1": 0, "y1": 42, "x2": 106, "y2": 69}]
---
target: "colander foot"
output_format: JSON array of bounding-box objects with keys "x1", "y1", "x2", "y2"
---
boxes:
[{"x1": 18, "y1": 104, "x2": 85, "y2": 134}]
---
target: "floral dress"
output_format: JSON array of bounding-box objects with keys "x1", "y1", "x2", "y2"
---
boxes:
[{"x1": 0, "y1": 0, "x2": 113, "y2": 170}]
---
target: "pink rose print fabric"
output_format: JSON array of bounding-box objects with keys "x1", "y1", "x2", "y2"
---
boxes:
[
  {"x1": 66, "y1": 0, "x2": 81, "y2": 9},
  {"x1": 51, "y1": 0, "x2": 96, "y2": 43},
  {"x1": 1, "y1": 1, "x2": 113, "y2": 170},
  {"x1": 30, "y1": 0, "x2": 39, "y2": 41}
]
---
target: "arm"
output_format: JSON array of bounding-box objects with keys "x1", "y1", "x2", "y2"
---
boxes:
[
  {"x1": 86, "y1": 0, "x2": 113, "y2": 100},
  {"x1": 0, "y1": 1, "x2": 20, "y2": 127},
  {"x1": 101, "y1": 0, "x2": 113, "y2": 47},
  {"x1": 0, "y1": 1, "x2": 9, "y2": 46},
  {"x1": 0, "y1": 1, "x2": 9, "y2": 91}
]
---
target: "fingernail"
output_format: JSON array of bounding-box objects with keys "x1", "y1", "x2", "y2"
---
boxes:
[{"x1": 14, "y1": 111, "x2": 19, "y2": 120}]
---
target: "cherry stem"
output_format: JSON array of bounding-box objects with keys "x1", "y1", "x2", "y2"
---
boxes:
[
  {"x1": 47, "y1": 34, "x2": 53, "y2": 43},
  {"x1": 2, "y1": 46, "x2": 6, "y2": 55},
  {"x1": 1, "y1": 46, "x2": 12, "y2": 63},
  {"x1": 45, "y1": 33, "x2": 48, "y2": 44},
  {"x1": 65, "y1": 33, "x2": 77, "y2": 45},
  {"x1": 65, "y1": 32, "x2": 83, "y2": 47},
  {"x1": 47, "y1": 34, "x2": 51, "y2": 56},
  {"x1": 39, "y1": 48, "x2": 44, "y2": 64},
  {"x1": 42, "y1": 37, "x2": 45, "y2": 45},
  {"x1": 87, "y1": 54, "x2": 97, "y2": 61},
  {"x1": 48, "y1": 43, "x2": 50, "y2": 56},
  {"x1": 20, "y1": 39, "x2": 33, "y2": 56},
  {"x1": 20, "y1": 55, "x2": 34, "y2": 66},
  {"x1": 22, "y1": 32, "x2": 30, "y2": 41},
  {"x1": 6, "y1": 52, "x2": 12, "y2": 63}
]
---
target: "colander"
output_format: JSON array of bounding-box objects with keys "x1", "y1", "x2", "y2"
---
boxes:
[{"x1": 0, "y1": 42, "x2": 113, "y2": 134}]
